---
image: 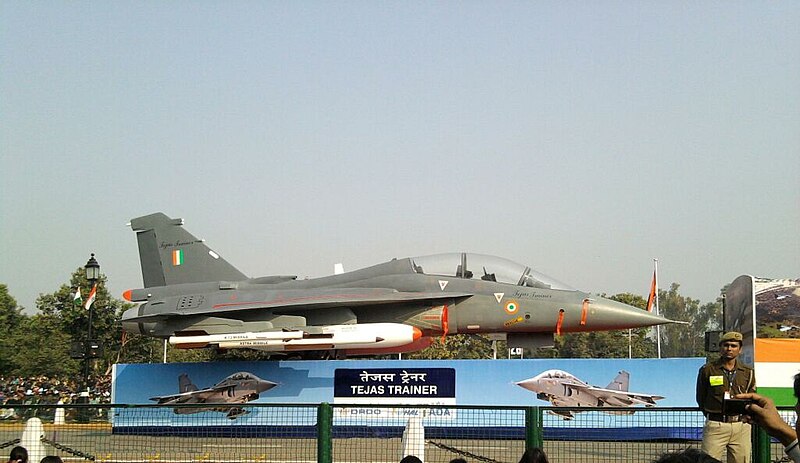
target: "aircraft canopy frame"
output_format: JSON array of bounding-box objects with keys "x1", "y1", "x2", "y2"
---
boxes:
[{"x1": 410, "y1": 253, "x2": 575, "y2": 291}]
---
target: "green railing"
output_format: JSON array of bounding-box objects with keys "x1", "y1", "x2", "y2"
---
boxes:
[{"x1": 0, "y1": 403, "x2": 791, "y2": 462}]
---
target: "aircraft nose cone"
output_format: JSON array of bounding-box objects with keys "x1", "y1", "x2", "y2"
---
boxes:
[
  {"x1": 257, "y1": 380, "x2": 278, "y2": 393},
  {"x1": 583, "y1": 297, "x2": 673, "y2": 330},
  {"x1": 515, "y1": 379, "x2": 541, "y2": 393}
]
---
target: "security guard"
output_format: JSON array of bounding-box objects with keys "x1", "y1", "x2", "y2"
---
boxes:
[{"x1": 696, "y1": 331, "x2": 756, "y2": 462}]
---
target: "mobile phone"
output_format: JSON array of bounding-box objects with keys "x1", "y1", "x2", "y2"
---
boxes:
[{"x1": 723, "y1": 398, "x2": 753, "y2": 415}]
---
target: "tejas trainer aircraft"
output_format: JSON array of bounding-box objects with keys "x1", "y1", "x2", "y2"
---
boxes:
[
  {"x1": 121, "y1": 213, "x2": 674, "y2": 358},
  {"x1": 515, "y1": 369, "x2": 665, "y2": 419},
  {"x1": 150, "y1": 371, "x2": 277, "y2": 419}
]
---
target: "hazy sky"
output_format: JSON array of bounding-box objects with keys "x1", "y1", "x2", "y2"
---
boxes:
[{"x1": 2, "y1": 2, "x2": 798, "y2": 314}]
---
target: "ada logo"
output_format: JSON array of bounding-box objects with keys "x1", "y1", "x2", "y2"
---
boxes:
[{"x1": 504, "y1": 300, "x2": 519, "y2": 314}]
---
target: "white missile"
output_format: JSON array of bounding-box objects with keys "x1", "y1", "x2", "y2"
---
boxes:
[
  {"x1": 169, "y1": 330, "x2": 305, "y2": 348},
  {"x1": 170, "y1": 322, "x2": 422, "y2": 352}
]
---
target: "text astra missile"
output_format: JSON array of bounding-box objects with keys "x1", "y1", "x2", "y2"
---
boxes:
[{"x1": 170, "y1": 323, "x2": 423, "y2": 352}]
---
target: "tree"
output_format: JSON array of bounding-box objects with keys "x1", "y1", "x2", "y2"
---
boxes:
[
  {"x1": 656, "y1": 283, "x2": 721, "y2": 357},
  {"x1": 0, "y1": 284, "x2": 28, "y2": 374},
  {"x1": 115, "y1": 334, "x2": 169, "y2": 365},
  {"x1": 0, "y1": 284, "x2": 25, "y2": 327},
  {"x1": 406, "y1": 334, "x2": 494, "y2": 360},
  {"x1": 6, "y1": 314, "x2": 78, "y2": 377},
  {"x1": 36, "y1": 267, "x2": 131, "y2": 377}
]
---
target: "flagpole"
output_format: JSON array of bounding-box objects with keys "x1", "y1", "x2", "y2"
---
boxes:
[
  {"x1": 628, "y1": 329, "x2": 632, "y2": 359},
  {"x1": 654, "y1": 258, "x2": 661, "y2": 359},
  {"x1": 84, "y1": 283, "x2": 97, "y2": 392}
]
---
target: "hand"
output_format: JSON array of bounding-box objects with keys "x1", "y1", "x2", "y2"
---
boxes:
[{"x1": 735, "y1": 392, "x2": 797, "y2": 446}]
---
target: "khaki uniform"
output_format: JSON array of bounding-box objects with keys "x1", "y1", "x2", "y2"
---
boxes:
[{"x1": 696, "y1": 359, "x2": 756, "y2": 463}]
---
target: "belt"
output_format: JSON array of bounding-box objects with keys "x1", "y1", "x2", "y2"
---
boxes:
[{"x1": 707, "y1": 413, "x2": 744, "y2": 423}]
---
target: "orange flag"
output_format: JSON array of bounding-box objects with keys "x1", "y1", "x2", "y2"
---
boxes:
[{"x1": 645, "y1": 271, "x2": 656, "y2": 312}]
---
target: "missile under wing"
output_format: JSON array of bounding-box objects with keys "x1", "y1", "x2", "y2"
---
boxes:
[
  {"x1": 515, "y1": 369, "x2": 665, "y2": 419},
  {"x1": 121, "y1": 212, "x2": 676, "y2": 358}
]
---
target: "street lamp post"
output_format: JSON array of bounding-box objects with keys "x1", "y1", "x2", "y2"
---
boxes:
[{"x1": 83, "y1": 254, "x2": 100, "y2": 400}]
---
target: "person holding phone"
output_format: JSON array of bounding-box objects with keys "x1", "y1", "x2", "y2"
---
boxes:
[
  {"x1": 696, "y1": 331, "x2": 756, "y2": 462},
  {"x1": 736, "y1": 372, "x2": 800, "y2": 463}
]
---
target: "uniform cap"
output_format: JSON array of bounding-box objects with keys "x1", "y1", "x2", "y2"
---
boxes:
[{"x1": 719, "y1": 331, "x2": 743, "y2": 343}]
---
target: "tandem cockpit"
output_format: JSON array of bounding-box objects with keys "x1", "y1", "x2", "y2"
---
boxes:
[
  {"x1": 225, "y1": 372, "x2": 258, "y2": 382},
  {"x1": 409, "y1": 253, "x2": 575, "y2": 290}
]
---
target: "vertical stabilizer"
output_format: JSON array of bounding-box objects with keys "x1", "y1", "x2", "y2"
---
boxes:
[
  {"x1": 178, "y1": 374, "x2": 198, "y2": 393},
  {"x1": 129, "y1": 212, "x2": 247, "y2": 287},
  {"x1": 605, "y1": 370, "x2": 630, "y2": 391}
]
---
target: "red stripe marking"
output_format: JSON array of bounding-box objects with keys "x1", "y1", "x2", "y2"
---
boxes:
[
  {"x1": 580, "y1": 299, "x2": 588, "y2": 326},
  {"x1": 556, "y1": 309, "x2": 565, "y2": 336},
  {"x1": 441, "y1": 305, "x2": 449, "y2": 341}
]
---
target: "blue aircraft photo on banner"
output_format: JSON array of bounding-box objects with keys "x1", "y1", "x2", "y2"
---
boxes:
[{"x1": 113, "y1": 357, "x2": 705, "y2": 436}]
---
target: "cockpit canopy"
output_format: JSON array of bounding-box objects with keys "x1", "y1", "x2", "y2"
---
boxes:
[
  {"x1": 227, "y1": 372, "x2": 257, "y2": 381},
  {"x1": 534, "y1": 369, "x2": 578, "y2": 380},
  {"x1": 410, "y1": 253, "x2": 575, "y2": 291}
]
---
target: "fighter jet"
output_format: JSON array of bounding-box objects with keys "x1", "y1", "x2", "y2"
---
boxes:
[
  {"x1": 121, "y1": 212, "x2": 675, "y2": 358},
  {"x1": 149, "y1": 371, "x2": 277, "y2": 419},
  {"x1": 515, "y1": 369, "x2": 664, "y2": 419}
]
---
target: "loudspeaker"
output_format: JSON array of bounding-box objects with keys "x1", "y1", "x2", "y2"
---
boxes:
[
  {"x1": 86, "y1": 340, "x2": 104, "y2": 359},
  {"x1": 69, "y1": 341, "x2": 86, "y2": 359},
  {"x1": 705, "y1": 331, "x2": 721, "y2": 352}
]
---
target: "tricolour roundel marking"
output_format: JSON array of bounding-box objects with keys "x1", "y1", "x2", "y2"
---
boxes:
[{"x1": 504, "y1": 300, "x2": 519, "y2": 314}]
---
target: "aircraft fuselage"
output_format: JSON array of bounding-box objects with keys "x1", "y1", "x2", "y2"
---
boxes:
[{"x1": 121, "y1": 213, "x2": 675, "y2": 356}]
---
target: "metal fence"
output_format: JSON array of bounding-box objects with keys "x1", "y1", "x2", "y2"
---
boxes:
[{"x1": 0, "y1": 403, "x2": 790, "y2": 463}]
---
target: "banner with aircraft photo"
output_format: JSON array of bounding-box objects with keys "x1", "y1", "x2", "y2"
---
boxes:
[
  {"x1": 725, "y1": 275, "x2": 800, "y2": 406},
  {"x1": 112, "y1": 357, "x2": 705, "y2": 432}
]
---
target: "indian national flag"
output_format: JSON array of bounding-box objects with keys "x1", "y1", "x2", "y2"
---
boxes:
[
  {"x1": 754, "y1": 338, "x2": 800, "y2": 406},
  {"x1": 172, "y1": 249, "x2": 184, "y2": 266},
  {"x1": 84, "y1": 284, "x2": 97, "y2": 311},
  {"x1": 73, "y1": 287, "x2": 82, "y2": 306}
]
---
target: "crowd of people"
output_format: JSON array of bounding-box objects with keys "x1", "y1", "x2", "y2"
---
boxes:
[
  {"x1": 6, "y1": 445, "x2": 63, "y2": 463},
  {"x1": 0, "y1": 375, "x2": 112, "y2": 420}
]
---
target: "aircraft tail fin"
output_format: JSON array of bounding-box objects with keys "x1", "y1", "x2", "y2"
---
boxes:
[
  {"x1": 605, "y1": 370, "x2": 630, "y2": 392},
  {"x1": 129, "y1": 212, "x2": 247, "y2": 287},
  {"x1": 178, "y1": 374, "x2": 198, "y2": 393}
]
